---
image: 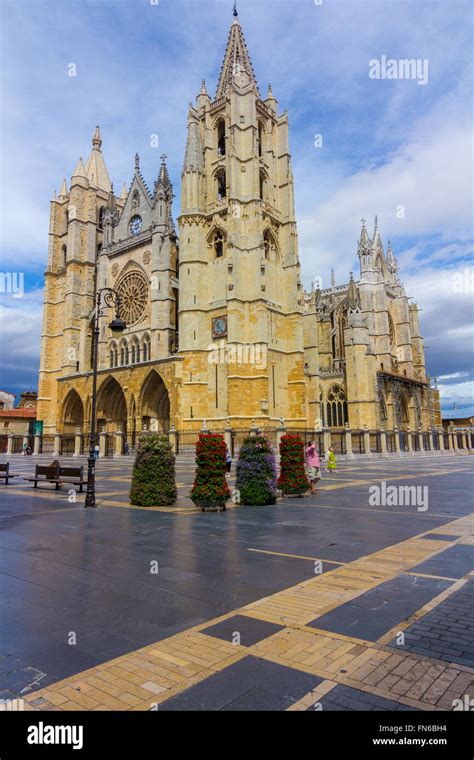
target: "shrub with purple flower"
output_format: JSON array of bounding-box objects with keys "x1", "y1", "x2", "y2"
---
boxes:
[{"x1": 236, "y1": 435, "x2": 277, "y2": 505}]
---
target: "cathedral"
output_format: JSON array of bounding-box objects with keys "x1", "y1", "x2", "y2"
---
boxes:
[{"x1": 36, "y1": 10, "x2": 441, "y2": 444}]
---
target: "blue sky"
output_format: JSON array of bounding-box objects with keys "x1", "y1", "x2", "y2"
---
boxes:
[{"x1": 0, "y1": 0, "x2": 473, "y2": 416}]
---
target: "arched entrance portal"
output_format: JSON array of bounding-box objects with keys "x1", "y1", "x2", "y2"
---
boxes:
[
  {"x1": 61, "y1": 390, "x2": 84, "y2": 433},
  {"x1": 140, "y1": 371, "x2": 170, "y2": 433},
  {"x1": 96, "y1": 376, "x2": 127, "y2": 434}
]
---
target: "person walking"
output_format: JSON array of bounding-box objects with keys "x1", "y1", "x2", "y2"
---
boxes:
[
  {"x1": 305, "y1": 440, "x2": 321, "y2": 494},
  {"x1": 325, "y1": 445, "x2": 337, "y2": 473}
]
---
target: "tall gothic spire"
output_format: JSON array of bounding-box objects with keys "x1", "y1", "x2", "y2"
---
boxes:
[
  {"x1": 85, "y1": 125, "x2": 111, "y2": 191},
  {"x1": 215, "y1": 10, "x2": 259, "y2": 98}
]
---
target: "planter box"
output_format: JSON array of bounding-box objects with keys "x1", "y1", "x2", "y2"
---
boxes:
[{"x1": 192, "y1": 500, "x2": 226, "y2": 512}]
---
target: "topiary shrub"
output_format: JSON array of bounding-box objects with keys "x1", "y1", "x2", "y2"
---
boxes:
[
  {"x1": 190, "y1": 433, "x2": 230, "y2": 508},
  {"x1": 278, "y1": 434, "x2": 309, "y2": 495},
  {"x1": 129, "y1": 433, "x2": 177, "y2": 507},
  {"x1": 236, "y1": 435, "x2": 277, "y2": 505}
]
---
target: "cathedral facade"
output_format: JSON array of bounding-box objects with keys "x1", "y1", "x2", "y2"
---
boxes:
[{"x1": 36, "y1": 12, "x2": 441, "y2": 443}]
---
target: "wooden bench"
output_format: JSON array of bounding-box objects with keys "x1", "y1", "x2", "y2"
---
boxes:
[
  {"x1": 57, "y1": 466, "x2": 86, "y2": 493},
  {"x1": 24, "y1": 464, "x2": 60, "y2": 489},
  {"x1": 24, "y1": 465, "x2": 86, "y2": 493},
  {"x1": 0, "y1": 463, "x2": 18, "y2": 485}
]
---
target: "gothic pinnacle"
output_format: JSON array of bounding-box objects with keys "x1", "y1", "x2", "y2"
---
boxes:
[
  {"x1": 72, "y1": 157, "x2": 86, "y2": 178},
  {"x1": 58, "y1": 178, "x2": 68, "y2": 197},
  {"x1": 92, "y1": 125, "x2": 102, "y2": 150}
]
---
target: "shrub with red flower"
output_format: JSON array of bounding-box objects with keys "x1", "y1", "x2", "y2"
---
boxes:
[
  {"x1": 190, "y1": 433, "x2": 231, "y2": 505},
  {"x1": 278, "y1": 434, "x2": 309, "y2": 495}
]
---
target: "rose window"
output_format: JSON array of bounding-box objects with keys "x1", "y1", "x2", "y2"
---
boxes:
[{"x1": 116, "y1": 271, "x2": 148, "y2": 326}]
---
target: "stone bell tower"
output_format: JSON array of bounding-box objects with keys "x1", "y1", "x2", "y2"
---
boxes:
[{"x1": 178, "y1": 7, "x2": 306, "y2": 429}]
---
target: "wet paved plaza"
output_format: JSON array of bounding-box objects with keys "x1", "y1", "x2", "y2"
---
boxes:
[{"x1": 0, "y1": 452, "x2": 472, "y2": 711}]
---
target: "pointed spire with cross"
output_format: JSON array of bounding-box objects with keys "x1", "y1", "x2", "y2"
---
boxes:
[{"x1": 216, "y1": 3, "x2": 259, "y2": 98}]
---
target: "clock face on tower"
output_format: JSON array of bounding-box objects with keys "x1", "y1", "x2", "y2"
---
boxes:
[
  {"x1": 212, "y1": 316, "x2": 228, "y2": 339},
  {"x1": 129, "y1": 215, "x2": 143, "y2": 236}
]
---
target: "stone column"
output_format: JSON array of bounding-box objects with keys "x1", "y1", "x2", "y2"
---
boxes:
[
  {"x1": 99, "y1": 428, "x2": 107, "y2": 458},
  {"x1": 451, "y1": 427, "x2": 458, "y2": 452},
  {"x1": 467, "y1": 429, "x2": 473, "y2": 451},
  {"x1": 428, "y1": 430, "x2": 434, "y2": 453},
  {"x1": 394, "y1": 428, "x2": 401, "y2": 454},
  {"x1": 224, "y1": 421, "x2": 232, "y2": 456},
  {"x1": 168, "y1": 425, "x2": 178, "y2": 455},
  {"x1": 418, "y1": 428, "x2": 424, "y2": 453},
  {"x1": 323, "y1": 428, "x2": 331, "y2": 457},
  {"x1": 438, "y1": 428, "x2": 445, "y2": 452},
  {"x1": 6, "y1": 433, "x2": 13, "y2": 456},
  {"x1": 461, "y1": 431, "x2": 468, "y2": 451},
  {"x1": 53, "y1": 433, "x2": 61, "y2": 457},
  {"x1": 363, "y1": 425, "x2": 372, "y2": 457},
  {"x1": 73, "y1": 428, "x2": 82, "y2": 457},
  {"x1": 276, "y1": 421, "x2": 286, "y2": 453},
  {"x1": 345, "y1": 424, "x2": 354, "y2": 458},
  {"x1": 249, "y1": 418, "x2": 258, "y2": 438},
  {"x1": 380, "y1": 427, "x2": 387, "y2": 455},
  {"x1": 33, "y1": 433, "x2": 42, "y2": 456},
  {"x1": 114, "y1": 429, "x2": 123, "y2": 457},
  {"x1": 407, "y1": 427, "x2": 413, "y2": 453}
]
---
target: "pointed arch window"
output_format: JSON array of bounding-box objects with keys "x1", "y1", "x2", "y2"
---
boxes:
[
  {"x1": 214, "y1": 230, "x2": 224, "y2": 258},
  {"x1": 338, "y1": 311, "x2": 347, "y2": 359},
  {"x1": 216, "y1": 119, "x2": 226, "y2": 156},
  {"x1": 259, "y1": 170, "x2": 267, "y2": 202},
  {"x1": 142, "y1": 334, "x2": 151, "y2": 363},
  {"x1": 216, "y1": 168, "x2": 226, "y2": 201},
  {"x1": 257, "y1": 121, "x2": 265, "y2": 158},
  {"x1": 119, "y1": 339, "x2": 129, "y2": 367},
  {"x1": 131, "y1": 337, "x2": 140, "y2": 365},
  {"x1": 109, "y1": 341, "x2": 118, "y2": 368},
  {"x1": 61, "y1": 244, "x2": 67, "y2": 268},
  {"x1": 326, "y1": 385, "x2": 348, "y2": 427},
  {"x1": 263, "y1": 230, "x2": 276, "y2": 261},
  {"x1": 388, "y1": 312, "x2": 396, "y2": 350},
  {"x1": 98, "y1": 206, "x2": 107, "y2": 230}
]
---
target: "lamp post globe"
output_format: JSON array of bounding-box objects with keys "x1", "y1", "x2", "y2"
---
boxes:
[{"x1": 109, "y1": 317, "x2": 126, "y2": 335}]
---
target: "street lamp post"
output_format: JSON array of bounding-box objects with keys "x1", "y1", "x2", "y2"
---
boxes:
[{"x1": 84, "y1": 288, "x2": 126, "y2": 507}]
